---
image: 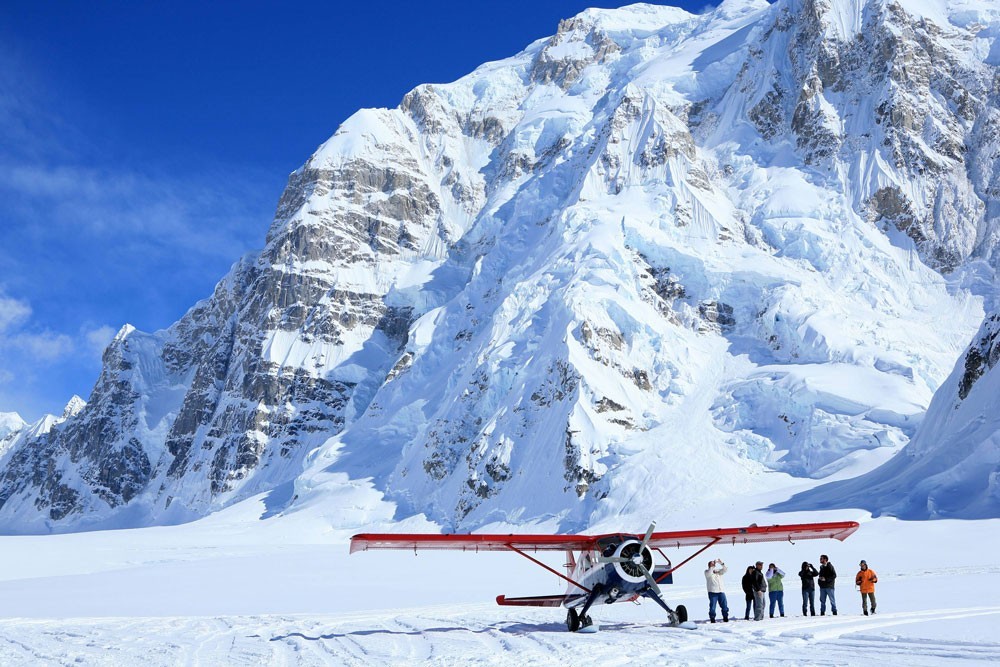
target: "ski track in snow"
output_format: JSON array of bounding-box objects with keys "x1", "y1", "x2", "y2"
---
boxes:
[{"x1": 1, "y1": 604, "x2": 998, "y2": 666}]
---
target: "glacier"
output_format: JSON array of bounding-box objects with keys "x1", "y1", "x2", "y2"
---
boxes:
[{"x1": 2, "y1": 0, "x2": 1000, "y2": 533}]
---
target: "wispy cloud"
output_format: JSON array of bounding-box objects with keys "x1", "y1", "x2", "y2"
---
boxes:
[
  {"x1": 8, "y1": 330, "x2": 75, "y2": 362},
  {"x1": 83, "y1": 325, "x2": 117, "y2": 357},
  {"x1": 0, "y1": 160, "x2": 272, "y2": 263},
  {"x1": 0, "y1": 290, "x2": 115, "y2": 419},
  {"x1": 0, "y1": 43, "x2": 278, "y2": 421},
  {"x1": 0, "y1": 290, "x2": 100, "y2": 364},
  {"x1": 0, "y1": 40, "x2": 275, "y2": 276},
  {"x1": 0, "y1": 293, "x2": 31, "y2": 333}
]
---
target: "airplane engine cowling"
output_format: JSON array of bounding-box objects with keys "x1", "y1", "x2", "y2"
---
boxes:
[{"x1": 609, "y1": 539, "x2": 654, "y2": 584}]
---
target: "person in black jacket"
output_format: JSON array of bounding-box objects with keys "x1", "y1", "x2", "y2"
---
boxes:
[
  {"x1": 799, "y1": 561, "x2": 818, "y2": 616},
  {"x1": 751, "y1": 561, "x2": 768, "y2": 620},
  {"x1": 817, "y1": 554, "x2": 838, "y2": 615},
  {"x1": 741, "y1": 565, "x2": 755, "y2": 620}
]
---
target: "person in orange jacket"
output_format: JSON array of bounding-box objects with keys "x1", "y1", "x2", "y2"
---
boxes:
[{"x1": 855, "y1": 560, "x2": 878, "y2": 615}]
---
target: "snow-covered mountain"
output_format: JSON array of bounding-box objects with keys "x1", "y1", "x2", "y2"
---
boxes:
[
  {"x1": 0, "y1": 413, "x2": 25, "y2": 440},
  {"x1": 3, "y1": 0, "x2": 1000, "y2": 533},
  {"x1": 0, "y1": 413, "x2": 27, "y2": 463},
  {"x1": 780, "y1": 308, "x2": 1000, "y2": 518},
  {"x1": 0, "y1": 397, "x2": 85, "y2": 497}
]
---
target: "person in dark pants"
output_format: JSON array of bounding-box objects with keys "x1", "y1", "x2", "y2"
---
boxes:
[
  {"x1": 818, "y1": 554, "x2": 837, "y2": 615},
  {"x1": 855, "y1": 559, "x2": 878, "y2": 615},
  {"x1": 752, "y1": 561, "x2": 768, "y2": 620},
  {"x1": 741, "y1": 565, "x2": 755, "y2": 620},
  {"x1": 799, "y1": 561, "x2": 818, "y2": 616},
  {"x1": 766, "y1": 563, "x2": 785, "y2": 617}
]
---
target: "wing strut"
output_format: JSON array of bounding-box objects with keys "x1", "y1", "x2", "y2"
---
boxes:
[
  {"x1": 507, "y1": 544, "x2": 592, "y2": 594},
  {"x1": 654, "y1": 537, "x2": 720, "y2": 583}
]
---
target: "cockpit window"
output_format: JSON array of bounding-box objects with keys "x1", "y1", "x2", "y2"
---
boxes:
[{"x1": 596, "y1": 535, "x2": 626, "y2": 557}]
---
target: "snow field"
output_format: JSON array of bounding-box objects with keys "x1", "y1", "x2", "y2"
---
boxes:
[
  {"x1": 0, "y1": 490, "x2": 998, "y2": 665},
  {"x1": 1, "y1": 566, "x2": 997, "y2": 665}
]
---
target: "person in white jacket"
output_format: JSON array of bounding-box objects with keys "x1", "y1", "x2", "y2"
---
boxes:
[{"x1": 705, "y1": 559, "x2": 729, "y2": 623}]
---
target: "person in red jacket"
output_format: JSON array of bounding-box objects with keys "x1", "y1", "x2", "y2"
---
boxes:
[{"x1": 855, "y1": 560, "x2": 878, "y2": 615}]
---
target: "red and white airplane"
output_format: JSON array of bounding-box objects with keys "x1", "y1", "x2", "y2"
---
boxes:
[{"x1": 351, "y1": 520, "x2": 859, "y2": 631}]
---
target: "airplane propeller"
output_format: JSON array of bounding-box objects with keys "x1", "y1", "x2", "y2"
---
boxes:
[{"x1": 599, "y1": 521, "x2": 661, "y2": 596}]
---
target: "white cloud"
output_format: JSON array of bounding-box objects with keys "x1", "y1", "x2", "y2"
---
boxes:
[
  {"x1": 0, "y1": 293, "x2": 31, "y2": 333},
  {"x1": 0, "y1": 43, "x2": 273, "y2": 419},
  {"x1": 0, "y1": 293, "x2": 75, "y2": 363},
  {"x1": 0, "y1": 161, "x2": 268, "y2": 263},
  {"x1": 0, "y1": 43, "x2": 272, "y2": 280},
  {"x1": 83, "y1": 325, "x2": 117, "y2": 357},
  {"x1": 10, "y1": 331, "x2": 75, "y2": 362}
]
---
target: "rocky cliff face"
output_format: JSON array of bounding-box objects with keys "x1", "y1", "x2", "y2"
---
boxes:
[
  {"x1": 731, "y1": 0, "x2": 1000, "y2": 272},
  {"x1": 2, "y1": 0, "x2": 999, "y2": 533}
]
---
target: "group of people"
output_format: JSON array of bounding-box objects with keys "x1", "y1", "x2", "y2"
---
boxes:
[{"x1": 702, "y1": 556, "x2": 878, "y2": 623}]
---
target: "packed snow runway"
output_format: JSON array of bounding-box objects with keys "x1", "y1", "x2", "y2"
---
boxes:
[
  {"x1": 0, "y1": 496, "x2": 998, "y2": 665},
  {"x1": 2, "y1": 597, "x2": 998, "y2": 665}
]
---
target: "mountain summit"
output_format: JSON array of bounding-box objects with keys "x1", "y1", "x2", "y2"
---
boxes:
[{"x1": 2, "y1": 0, "x2": 999, "y2": 533}]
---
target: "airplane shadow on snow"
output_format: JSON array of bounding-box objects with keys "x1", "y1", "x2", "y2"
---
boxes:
[{"x1": 267, "y1": 620, "x2": 643, "y2": 641}]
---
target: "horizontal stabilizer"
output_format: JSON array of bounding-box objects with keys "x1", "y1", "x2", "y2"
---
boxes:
[{"x1": 496, "y1": 594, "x2": 571, "y2": 607}]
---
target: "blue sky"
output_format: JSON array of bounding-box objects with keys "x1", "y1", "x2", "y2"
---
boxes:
[{"x1": 0, "y1": 0, "x2": 710, "y2": 421}]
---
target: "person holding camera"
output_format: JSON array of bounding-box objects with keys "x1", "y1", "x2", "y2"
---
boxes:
[
  {"x1": 704, "y1": 558, "x2": 729, "y2": 623},
  {"x1": 855, "y1": 559, "x2": 878, "y2": 615},
  {"x1": 766, "y1": 563, "x2": 786, "y2": 617},
  {"x1": 818, "y1": 554, "x2": 838, "y2": 615},
  {"x1": 799, "y1": 561, "x2": 819, "y2": 616}
]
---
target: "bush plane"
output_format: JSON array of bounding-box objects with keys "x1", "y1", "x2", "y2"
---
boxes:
[{"x1": 350, "y1": 520, "x2": 859, "y2": 632}]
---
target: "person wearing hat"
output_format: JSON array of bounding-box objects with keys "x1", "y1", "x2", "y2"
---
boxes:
[
  {"x1": 855, "y1": 559, "x2": 878, "y2": 615},
  {"x1": 751, "y1": 561, "x2": 768, "y2": 620},
  {"x1": 766, "y1": 563, "x2": 786, "y2": 617}
]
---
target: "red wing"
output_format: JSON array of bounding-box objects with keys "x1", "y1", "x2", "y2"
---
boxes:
[
  {"x1": 645, "y1": 521, "x2": 860, "y2": 549},
  {"x1": 349, "y1": 533, "x2": 598, "y2": 554},
  {"x1": 350, "y1": 521, "x2": 859, "y2": 554}
]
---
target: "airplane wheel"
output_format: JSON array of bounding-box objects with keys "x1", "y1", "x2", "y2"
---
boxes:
[
  {"x1": 566, "y1": 608, "x2": 580, "y2": 632},
  {"x1": 581, "y1": 614, "x2": 593, "y2": 628},
  {"x1": 676, "y1": 605, "x2": 688, "y2": 623}
]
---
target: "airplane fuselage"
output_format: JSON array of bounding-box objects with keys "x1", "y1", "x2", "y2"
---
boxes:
[{"x1": 564, "y1": 535, "x2": 672, "y2": 609}]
